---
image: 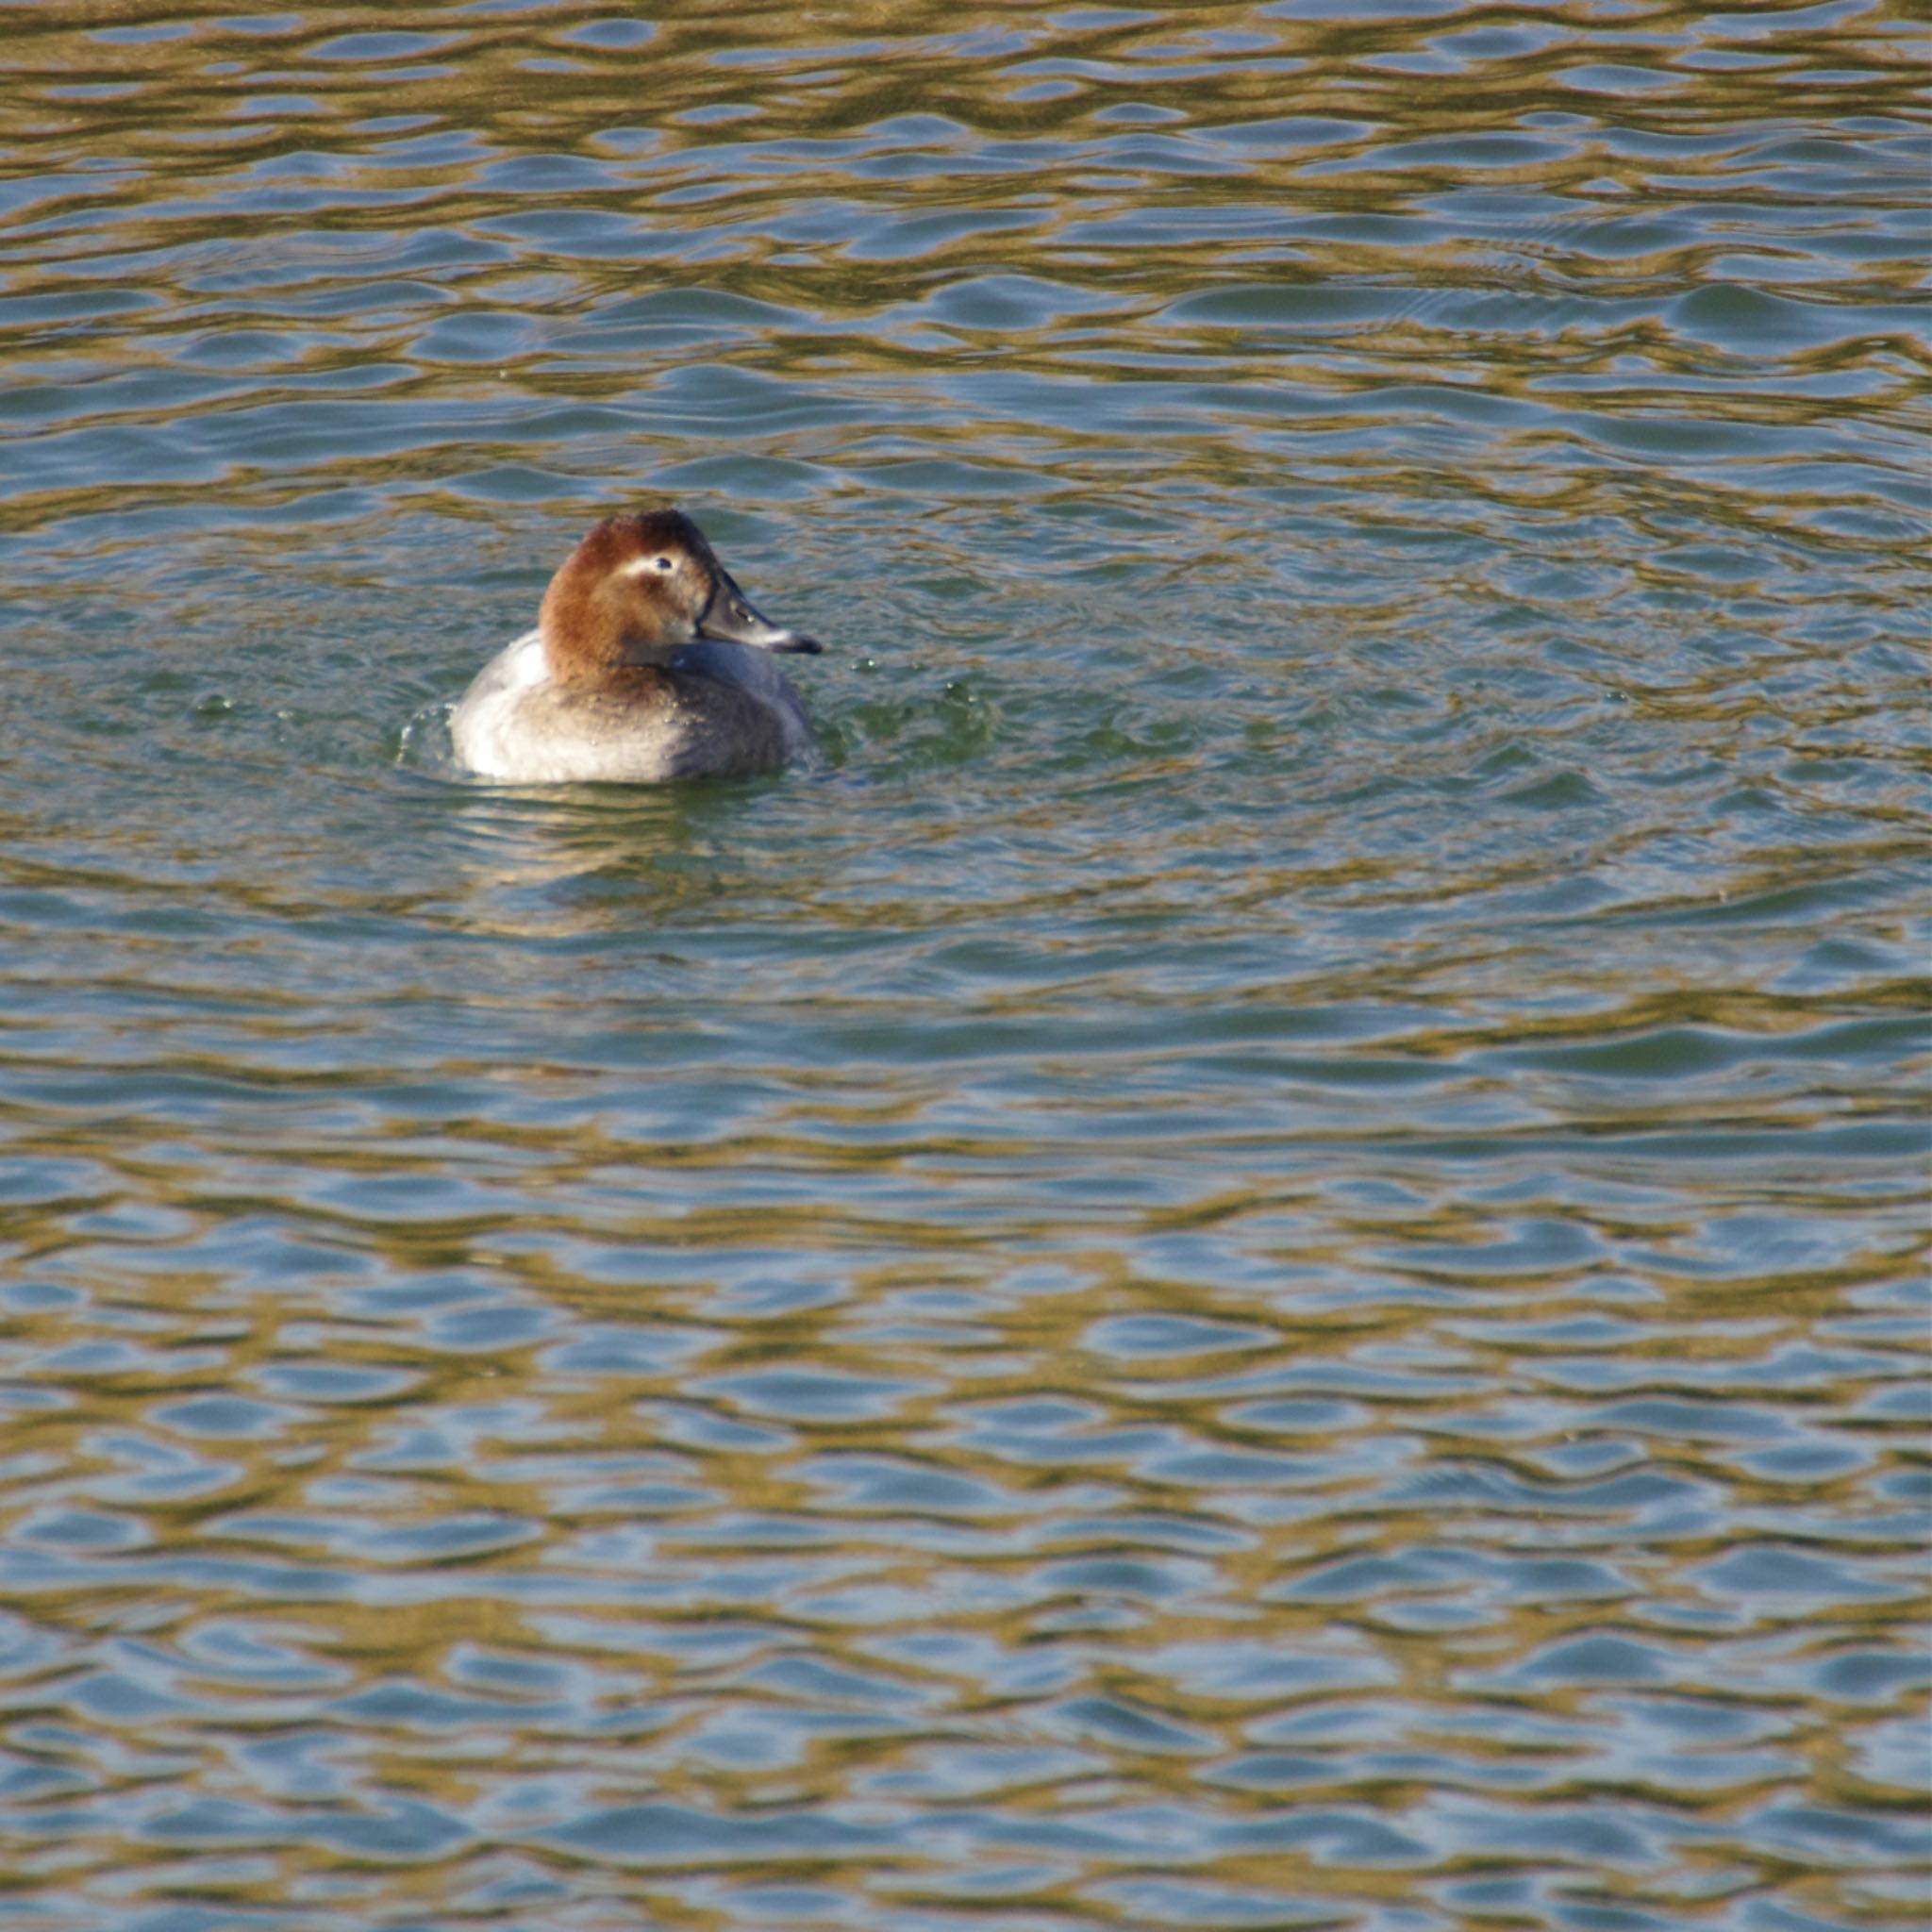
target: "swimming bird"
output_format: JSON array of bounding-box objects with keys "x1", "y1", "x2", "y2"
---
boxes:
[{"x1": 450, "y1": 509, "x2": 822, "y2": 783}]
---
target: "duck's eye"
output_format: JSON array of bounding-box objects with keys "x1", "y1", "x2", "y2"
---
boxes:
[{"x1": 653, "y1": 556, "x2": 674, "y2": 573}]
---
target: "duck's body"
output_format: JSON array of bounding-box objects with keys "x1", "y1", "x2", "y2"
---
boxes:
[
  {"x1": 449, "y1": 510, "x2": 821, "y2": 785},
  {"x1": 450, "y1": 628, "x2": 812, "y2": 784}
]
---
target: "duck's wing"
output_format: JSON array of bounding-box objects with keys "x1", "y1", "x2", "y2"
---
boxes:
[
  {"x1": 451, "y1": 628, "x2": 546, "y2": 775},
  {"x1": 675, "y1": 639, "x2": 814, "y2": 757}
]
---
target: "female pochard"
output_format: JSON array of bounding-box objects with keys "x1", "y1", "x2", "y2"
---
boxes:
[{"x1": 450, "y1": 509, "x2": 822, "y2": 784}]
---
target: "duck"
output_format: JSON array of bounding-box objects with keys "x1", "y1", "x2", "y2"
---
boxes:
[{"x1": 449, "y1": 508, "x2": 822, "y2": 784}]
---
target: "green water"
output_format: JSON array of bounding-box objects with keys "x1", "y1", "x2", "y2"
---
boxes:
[{"x1": 1, "y1": 4, "x2": 1927, "y2": 1929}]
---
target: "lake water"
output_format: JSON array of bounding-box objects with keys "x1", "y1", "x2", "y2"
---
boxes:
[{"x1": 2, "y1": 4, "x2": 1928, "y2": 1929}]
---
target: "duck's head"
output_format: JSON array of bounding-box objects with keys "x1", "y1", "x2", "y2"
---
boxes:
[{"x1": 540, "y1": 508, "x2": 822, "y2": 685}]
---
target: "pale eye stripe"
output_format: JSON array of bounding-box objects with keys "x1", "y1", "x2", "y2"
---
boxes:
[{"x1": 620, "y1": 555, "x2": 676, "y2": 576}]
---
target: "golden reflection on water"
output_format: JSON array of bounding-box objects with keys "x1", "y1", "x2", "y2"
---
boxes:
[{"x1": 0, "y1": 2, "x2": 1926, "y2": 1929}]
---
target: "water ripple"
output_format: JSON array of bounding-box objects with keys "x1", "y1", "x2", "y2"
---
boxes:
[{"x1": 0, "y1": 3, "x2": 1926, "y2": 1929}]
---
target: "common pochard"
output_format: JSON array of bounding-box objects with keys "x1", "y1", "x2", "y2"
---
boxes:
[{"x1": 449, "y1": 509, "x2": 822, "y2": 784}]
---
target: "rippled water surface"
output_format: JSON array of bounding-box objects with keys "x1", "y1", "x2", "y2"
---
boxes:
[{"x1": 2, "y1": 3, "x2": 1929, "y2": 1927}]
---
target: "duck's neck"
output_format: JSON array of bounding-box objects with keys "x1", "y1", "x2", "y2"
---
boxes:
[{"x1": 541, "y1": 585, "x2": 677, "y2": 688}]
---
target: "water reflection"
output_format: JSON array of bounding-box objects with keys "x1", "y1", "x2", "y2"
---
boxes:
[{"x1": 0, "y1": 2, "x2": 1926, "y2": 1929}]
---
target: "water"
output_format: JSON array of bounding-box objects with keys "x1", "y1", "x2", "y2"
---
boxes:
[{"x1": 2, "y1": 4, "x2": 1928, "y2": 1928}]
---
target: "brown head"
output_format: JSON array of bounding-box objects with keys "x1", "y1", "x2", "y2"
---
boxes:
[{"x1": 538, "y1": 508, "x2": 821, "y2": 687}]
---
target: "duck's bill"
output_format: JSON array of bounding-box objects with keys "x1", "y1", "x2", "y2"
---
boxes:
[{"x1": 700, "y1": 573, "x2": 823, "y2": 654}]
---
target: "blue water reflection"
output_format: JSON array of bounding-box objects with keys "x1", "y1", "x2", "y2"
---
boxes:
[{"x1": 0, "y1": 2, "x2": 1926, "y2": 1928}]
